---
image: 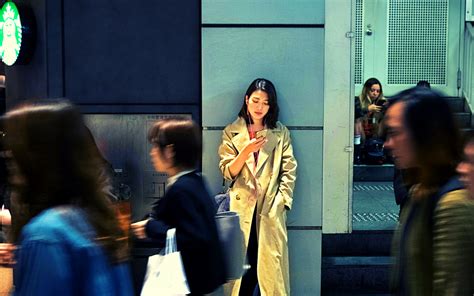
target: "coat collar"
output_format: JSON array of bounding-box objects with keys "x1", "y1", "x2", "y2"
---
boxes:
[{"x1": 228, "y1": 117, "x2": 281, "y2": 176}]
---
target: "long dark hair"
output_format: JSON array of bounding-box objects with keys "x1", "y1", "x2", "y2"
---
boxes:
[
  {"x1": 4, "y1": 100, "x2": 128, "y2": 263},
  {"x1": 390, "y1": 87, "x2": 462, "y2": 197},
  {"x1": 360, "y1": 77, "x2": 384, "y2": 109},
  {"x1": 238, "y1": 78, "x2": 279, "y2": 129}
]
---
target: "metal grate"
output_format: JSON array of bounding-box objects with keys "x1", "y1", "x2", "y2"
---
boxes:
[
  {"x1": 353, "y1": 212, "x2": 399, "y2": 222},
  {"x1": 387, "y1": 0, "x2": 448, "y2": 85},
  {"x1": 354, "y1": 0, "x2": 364, "y2": 84},
  {"x1": 353, "y1": 184, "x2": 394, "y2": 191}
]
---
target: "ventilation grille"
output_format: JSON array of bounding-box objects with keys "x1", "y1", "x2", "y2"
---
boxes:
[
  {"x1": 354, "y1": 0, "x2": 364, "y2": 84},
  {"x1": 353, "y1": 184, "x2": 394, "y2": 191},
  {"x1": 353, "y1": 212, "x2": 399, "y2": 222},
  {"x1": 387, "y1": 0, "x2": 448, "y2": 85}
]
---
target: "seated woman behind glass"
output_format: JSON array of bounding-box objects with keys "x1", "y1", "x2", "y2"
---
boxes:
[{"x1": 358, "y1": 77, "x2": 387, "y2": 140}]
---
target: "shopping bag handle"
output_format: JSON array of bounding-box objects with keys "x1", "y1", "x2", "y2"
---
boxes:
[{"x1": 165, "y1": 228, "x2": 177, "y2": 254}]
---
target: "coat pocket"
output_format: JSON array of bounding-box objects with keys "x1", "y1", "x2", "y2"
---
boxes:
[{"x1": 262, "y1": 193, "x2": 286, "y2": 218}]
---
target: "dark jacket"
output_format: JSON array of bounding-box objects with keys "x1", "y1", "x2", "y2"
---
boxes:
[
  {"x1": 393, "y1": 169, "x2": 411, "y2": 209},
  {"x1": 145, "y1": 172, "x2": 227, "y2": 294},
  {"x1": 391, "y1": 180, "x2": 474, "y2": 295}
]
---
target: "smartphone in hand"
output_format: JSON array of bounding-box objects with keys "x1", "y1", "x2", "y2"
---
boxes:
[{"x1": 256, "y1": 129, "x2": 267, "y2": 139}]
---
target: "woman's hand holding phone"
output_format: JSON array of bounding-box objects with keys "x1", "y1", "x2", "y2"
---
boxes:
[
  {"x1": 255, "y1": 129, "x2": 267, "y2": 139},
  {"x1": 368, "y1": 104, "x2": 382, "y2": 113},
  {"x1": 245, "y1": 135, "x2": 267, "y2": 154}
]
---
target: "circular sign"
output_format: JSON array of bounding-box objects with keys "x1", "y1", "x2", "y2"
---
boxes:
[
  {"x1": 0, "y1": 2, "x2": 22, "y2": 66},
  {"x1": 0, "y1": 2, "x2": 34, "y2": 66}
]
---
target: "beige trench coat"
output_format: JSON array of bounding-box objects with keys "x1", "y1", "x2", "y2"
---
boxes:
[{"x1": 218, "y1": 117, "x2": 297, "y2": 296}]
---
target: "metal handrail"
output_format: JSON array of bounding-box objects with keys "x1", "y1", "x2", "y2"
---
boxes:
[
  {"x1": 467, "y1": 22, "x2": 474, "y2": 36},
  {"x1": 463, "y1": 23, "x2": 474, "y2": 108}
]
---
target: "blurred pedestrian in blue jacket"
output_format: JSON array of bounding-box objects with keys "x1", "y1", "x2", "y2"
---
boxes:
[{"x1": 4, "y1": 100, "x2": 133, "y2": 296}]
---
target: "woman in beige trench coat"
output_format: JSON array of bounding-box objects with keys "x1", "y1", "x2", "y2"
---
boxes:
[{"x1": 218, "y1": 78, "x2": 297, "y2": 296}]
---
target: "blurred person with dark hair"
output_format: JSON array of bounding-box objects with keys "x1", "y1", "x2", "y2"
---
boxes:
[
  {"x1": 392, "y1": 81, "x2": 430, "y2": 215},
  {"x1": 452, "y1": 132, "x2": 474, "y2": 292},
  {"x1": 3, "y1": 100, "x2": 132, "y2": 295},
  {"x1": 84, "y1": 127, "x2": 119, "y2": 202},
  {"x1": 416, "y1": 80, "x2": 431, "y2": 88},
  {"x1": 0, "y1": 143, "x2": 13, "y2": 294},
  {"x1": 0, "y1": 173, "x2": 12, "y2": 266},
  {"x1": 392, "y1": 168, "x2": 413, "y2": 216},
  {"x1": 0, "y1": 126, "x2": 12, "y2": 232},
  {"x1": 457, "y1": 131, "x2": 474, "y2": 195},
  {"x1": 384, "y1": 87, "x2": 473, "y2": 295},
  {"x1": 131, "y1": 118, "x2": 226, "y2": 296},
  {"x1": 0, "y1": 131, "x2": 12, "y2": 237}
]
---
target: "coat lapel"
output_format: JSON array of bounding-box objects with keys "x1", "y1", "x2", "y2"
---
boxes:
[
  {"x1": 255, "y1": 129, "x2": 279, "y2": 175},
  {"x1": 229, "y1": 118, "x2": 257, "y2": 177}
]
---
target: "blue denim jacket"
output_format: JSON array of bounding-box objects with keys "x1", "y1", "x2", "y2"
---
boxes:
[{"x1": 13, "y1": 206, "x2": 133, "y2": 296}]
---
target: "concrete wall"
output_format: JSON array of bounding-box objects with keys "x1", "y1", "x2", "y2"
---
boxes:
[{"x1": 323, "y1": 1, "x2": 354, "y2": 234}]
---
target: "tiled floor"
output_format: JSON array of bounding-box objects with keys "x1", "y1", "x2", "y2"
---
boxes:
[{"x1": 352, "y1": 182, "x2": 400, "y2": 231}]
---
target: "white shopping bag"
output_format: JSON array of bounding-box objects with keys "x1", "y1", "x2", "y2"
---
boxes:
[{"x1": 141, "y1": 228, "x2": 190, "y2": 296}]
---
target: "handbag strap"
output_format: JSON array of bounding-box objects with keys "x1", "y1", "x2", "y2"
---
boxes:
[{"x1": 222, "y1": 178, "x2": 236, "y2": 192}]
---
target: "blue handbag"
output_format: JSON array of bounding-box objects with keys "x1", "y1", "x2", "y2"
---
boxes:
[
  {"x1": 214, "y1": 192, "x2": 230, "y2": 213},
  {"x1": 213, "y1": 179, "x2": 246, "y2": 280},
  {"x1": 214, "y1": 179, "x2": 233, "y2": 213},
  {"x1": 215, "y1": 211, "x2": 245, "y2": 280}
]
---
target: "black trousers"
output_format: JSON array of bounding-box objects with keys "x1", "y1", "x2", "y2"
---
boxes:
[{"x1": 239, "y1": 208, "x2": 259, "y2": 296}]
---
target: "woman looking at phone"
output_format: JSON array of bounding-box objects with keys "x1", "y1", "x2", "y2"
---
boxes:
[
  {"x1": 358, "y1": 77, "x2": 387, "y2": 140},
  {"x1": 218, "y1": 78, "x2": 297, "y2": 296}
]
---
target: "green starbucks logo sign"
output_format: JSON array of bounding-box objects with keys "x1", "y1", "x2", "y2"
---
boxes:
[{"x1": 0, "y1": 2, "x2": 22, "y2": 66}]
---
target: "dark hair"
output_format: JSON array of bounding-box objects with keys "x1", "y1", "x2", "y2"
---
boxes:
[
  {"x1": 238, "y1": 78, "x2": 279, "y2": 129},
  {"x1": 84, "y1": 126, "x2": 118, "y2": 202},
  {"x1": 416, "y1": 80, "x2": 431, "y2": 88},
  {"x1": 148, "y1": 118, "x2": 201, "y2": 169},
  {"x1": 4, "y1": 100, "x2": 128, "y2": 263},
  {"x1": 360, "y1": 77, "x2": 384, "y2": 109},
  {"x1": 364, "y1": 77, "x2": 382, "y2": 88},
  {"x1": 462, "y1": 130, "x2": 474, "y2": 148},
  {"x1": 389, "y1": 87, "x2": 461, "y2": 196}
]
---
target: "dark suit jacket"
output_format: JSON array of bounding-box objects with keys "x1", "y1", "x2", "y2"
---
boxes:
[{"x1": 145, "y1": 172, "x2": 227, "y2": 294}]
